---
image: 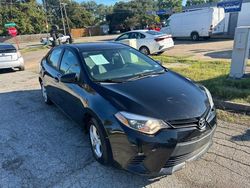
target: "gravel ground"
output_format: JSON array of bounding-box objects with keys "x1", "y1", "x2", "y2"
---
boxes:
[{"x1": 0, "y1": 49, "x2": 250, "y2": 187}]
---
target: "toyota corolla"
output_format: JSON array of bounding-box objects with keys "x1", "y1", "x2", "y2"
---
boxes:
[{"x1": 39, "y1": 42, "x2": 216, "y2": 175}]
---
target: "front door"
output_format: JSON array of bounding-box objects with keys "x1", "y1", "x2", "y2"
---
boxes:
[{"x1": 57, "y1": 49, "x2": 86, "y2": 123}]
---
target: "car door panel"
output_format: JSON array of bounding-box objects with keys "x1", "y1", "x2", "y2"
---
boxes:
[
  {"x1": 57, "y1": 49, "x2": 87, "y2": 123},
  {"x1": 43, "y1": 48, "x2": 64, "y2": 104}
]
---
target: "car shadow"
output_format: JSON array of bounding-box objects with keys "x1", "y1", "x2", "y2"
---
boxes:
[
  {"x1": 231, "y1": 129, "x2": 250, "y2": 142},
  {"x1": 173, "y1": 38, "x2": 232, "y2": 45},
  {"x1": 0, "y1": 89, "x2": 165, "y2": 187},
  {"x1": 204, "y1": 50, "x2": 250, "y2": 60},
  {"x1": 0, "y1": 68, "x2": 17, "y2": 74}
]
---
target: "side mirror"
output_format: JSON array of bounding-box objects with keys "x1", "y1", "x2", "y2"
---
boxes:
[{"x1": 60, "y1": 73, "x2": 78, "y2": 83}]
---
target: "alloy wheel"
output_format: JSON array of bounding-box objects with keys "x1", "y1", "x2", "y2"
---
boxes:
[{"x1": 90, "y1": 124, "x2": 103, "y2": 158}]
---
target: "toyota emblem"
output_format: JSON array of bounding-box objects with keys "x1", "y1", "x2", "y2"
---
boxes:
[{"x1": 198, "y1": 118, "x2": 206, "y2": 129}]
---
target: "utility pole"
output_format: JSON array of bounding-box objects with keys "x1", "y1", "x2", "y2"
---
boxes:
[
  {"x1": 59, "y1": 0, "x2": 66, "y2": 35},
  {"x1": 42, "y1": 0, "x2": 50, "y2": 41},
  {"x1": 61, "y1": 3, "x2": 70, "y2": 34}
]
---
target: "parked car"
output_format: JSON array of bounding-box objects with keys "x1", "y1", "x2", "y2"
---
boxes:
[
  {"x1": 0, "y1": 43, "x2": 24, "y2": 71},
  {"x1": 39, "y1": 42, "x2": 216, "y2": 176},
  {"x1": 161, "y1": 7, "x2": 225, "y2": 41},
  {"x1": 115, "y1": 30, "x2": 174, "y2": 55},
  {"x1": 40, "y1": 34, "x2": 70, "y2": 45}
]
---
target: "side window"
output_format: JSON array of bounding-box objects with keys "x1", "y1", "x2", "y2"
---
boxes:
[
  {"x1": 138, "y1": 33, "x2": 146, "y2": 39},
  {"x1": 130, "y1": 32, "x2": 145, "y2": 39},
  {"x1": 59, "y1": 50, "x2": 81, "y2": 75},
  {"x1": 48, "y1": 48, "x2": 63, "y2": 68},
  {"x1": 116, "y1": 33, "x2": 130, "y2": 41}
]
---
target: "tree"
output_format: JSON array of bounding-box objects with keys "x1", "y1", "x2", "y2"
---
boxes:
[
  {"x1": 0, "y1": 0, "x2": 47, "y2": 35},
  {"x1": 158, "y1": 0, "x2": 182, "y2": 12},
  {"x1": 186, "y1": 0, "x2": 206, "y2": 6}
]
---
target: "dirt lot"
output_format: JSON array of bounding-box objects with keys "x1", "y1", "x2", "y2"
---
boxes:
[
  {"x1": 19, "y1": 35, "x2": 241, "y2": 62},
  {"x1": 0, "y1": 45, "x2": 249, "y2": 187}
]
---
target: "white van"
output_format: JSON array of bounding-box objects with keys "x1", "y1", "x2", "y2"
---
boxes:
[{"x1": 161, "y1": 7, "x2": 225, "y2": 41}]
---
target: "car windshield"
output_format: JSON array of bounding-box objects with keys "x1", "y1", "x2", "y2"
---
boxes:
[{"x1": 82, "y1": 47, "x2": 164, "y2": 82}]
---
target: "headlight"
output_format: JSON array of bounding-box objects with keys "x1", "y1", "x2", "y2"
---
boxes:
[
  {"x1": 115, "y1": 111, "x2": 170, "y2": 135},
  {"x1": 203, "y1": 86, "x2": 214, "y2": 109}
]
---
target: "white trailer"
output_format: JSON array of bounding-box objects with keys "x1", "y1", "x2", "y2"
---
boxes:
[{"x1": 161, "y1": 7, "x2": 225, "y2": 41}]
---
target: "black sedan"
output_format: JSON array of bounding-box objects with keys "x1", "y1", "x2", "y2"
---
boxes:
[{"x1": 39, "y1": 42, "x2": 216, "y2": 175}]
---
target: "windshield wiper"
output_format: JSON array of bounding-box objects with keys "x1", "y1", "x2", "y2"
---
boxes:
[
  {"x1": 95, "y1": 79, "x2": 124, "y2": 83},
  {"x1": 126, "y1": 70, "x2": 165, "y2": 81}
]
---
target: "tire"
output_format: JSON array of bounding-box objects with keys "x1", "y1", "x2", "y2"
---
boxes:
[
  {"x1": 88, "y1": 118, "x2": 112, "y2": 165},
  {"x1": 191, "y1": 32, "x2": 199, "y2": 41},
  {"x1": 19, "y1": 66, "x2": 25, "y2": 71},
  {"x1": 40, "y1": 81, "x2": 52, "y2": 105},
  {"x1": 139, "y1": 46, "x2": 150, "y2": 55}
]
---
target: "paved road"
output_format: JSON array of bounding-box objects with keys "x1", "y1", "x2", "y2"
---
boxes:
[{"x1": 0, "y1": 52, "x2": 249, "y2": 187}]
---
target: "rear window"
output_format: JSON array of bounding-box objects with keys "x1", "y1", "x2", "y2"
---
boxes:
[
  {"x1": 146, "y1": 30, "x2": 164, "y2": 35},
  {"x1": 0, "y1": 45, "x2": 16, "y2": 53}
]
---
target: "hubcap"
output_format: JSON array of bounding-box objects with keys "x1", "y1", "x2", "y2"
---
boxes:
[
  {"x1": 41, "y1": 83, "x2": 48, "y2": 102},
  {"x1": 140, "y1": 48, "x2": 148, "y2": 55},
  {"x1": 90, "y1": 124, "x2": 102, "y2": 158}
]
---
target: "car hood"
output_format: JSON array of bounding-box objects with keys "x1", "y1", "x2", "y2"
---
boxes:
[{"x1": 94, "y1": 71, "x2": 209, "y2": 121}]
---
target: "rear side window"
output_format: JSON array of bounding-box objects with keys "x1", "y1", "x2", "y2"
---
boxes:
[
  {"x1": 48, "y1": 48, "x2": 63, "y2": 68},
  {"x1": 130, "y1": 32, "x2": 145, "y2": 39},
  {"x1": 59, "y1": 50, "x2": 81, "y2": 75}
]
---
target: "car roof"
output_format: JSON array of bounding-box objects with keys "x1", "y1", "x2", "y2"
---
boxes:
[
  {"x1": 0, "y1": 43, "x2": 16, "y2": 50},
  {"x1": 67, "y1": 42, "x2": 127, "y2": 51}
]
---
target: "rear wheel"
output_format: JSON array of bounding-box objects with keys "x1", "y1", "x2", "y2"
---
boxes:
[
  {"x1": 40, "y1": 81, "x2": 52, "y2": 105},
  {"x1": 191, "y1": 32, "x2": 199, "y2": 41},
  {"x1": 139, "y1": 46, "x2": 150, "y2": 55},
  {"x1": 88, "y1": 118, "x2": 112, "y2": 165}
]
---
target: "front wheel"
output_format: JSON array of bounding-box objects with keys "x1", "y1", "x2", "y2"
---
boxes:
[{"x1": 88, "y1": 118, "x2": 112, "y2": 165}]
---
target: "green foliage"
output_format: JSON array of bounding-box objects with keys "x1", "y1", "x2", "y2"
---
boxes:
[
  {"x1": 107, "y1": 0, "x2": 162, "y2": 31},
  {"x1": 158, "y1": 0, "x2": 182, "y2": 12},
  {"x1": 153, "y1": 55, "x2": 250, "y2": 104},
  {"x1": 0, "y1": 1, "x2": 47, "y2": 35},
  {"x1": 185, "y1": 0, "x2": 220, "y2": 6}
]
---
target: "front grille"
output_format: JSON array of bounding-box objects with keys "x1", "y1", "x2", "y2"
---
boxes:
[
  {"x1": 168, "y1": 107, "x2": 210, "y2": 128},
  {"x1": 129, "y1": 155, "x2": 146, "y2": 165}
]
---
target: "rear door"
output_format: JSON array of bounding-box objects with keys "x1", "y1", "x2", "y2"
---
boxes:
[
  {"x1": 43, "y1": 47, "x2": 64, "y2": 104},
  {"x1": 130, "y1": 32, "x2": 146, "y2": 48}
]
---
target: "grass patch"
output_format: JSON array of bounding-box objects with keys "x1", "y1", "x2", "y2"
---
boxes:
[
  {"x1": 20, "y1": 45, "x2": 50, "y2": 53},
  {"x1": 152, "y1": 55, "x2": 250, "y2": 104},
  {"x1": 217, "y1": 110, "x2": 250, "y2": 125}
]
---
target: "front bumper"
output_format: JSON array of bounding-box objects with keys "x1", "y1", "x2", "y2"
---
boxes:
[
  {"x1": 109, "y1": 112, "x2": 216, "y2": 176},
  {"x1": 0, "y1": 58, "x2": 24, "y2": 69}
]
